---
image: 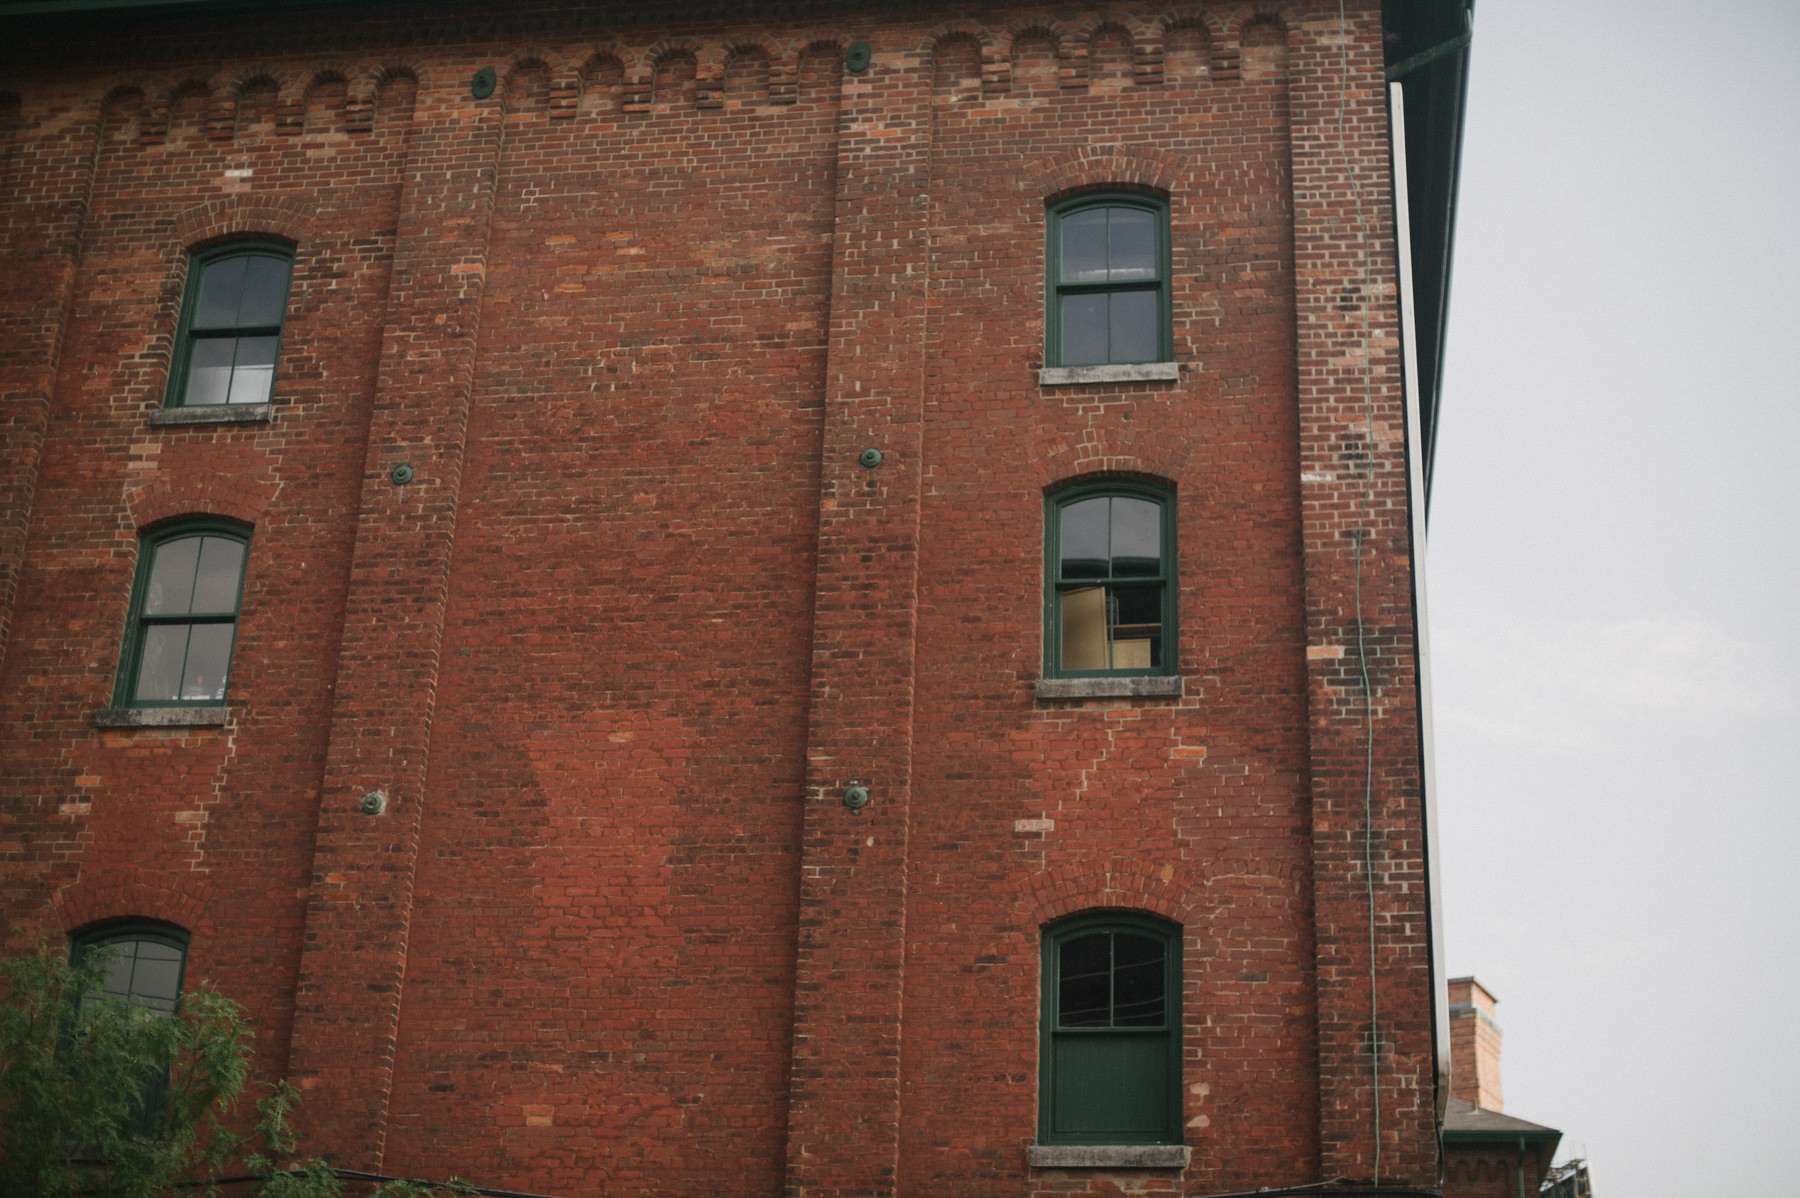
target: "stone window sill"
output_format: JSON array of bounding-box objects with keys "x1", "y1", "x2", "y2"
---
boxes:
[
  {"x1": 95, "y1": 706, "x2": 228, "y2": 729},
  {"x1": 1027, "y1": 1144, "x2": 1190, "y2": 1169},
  {"x1": 147, "y1": 403, "x2": 272, "y2": 427},
  {"x1": 1035, "y1": 676, "x2": 1184, "y2": 700},
  {"x1": 1038, "y1": 362, "x2": 1179, "y2": 386}
]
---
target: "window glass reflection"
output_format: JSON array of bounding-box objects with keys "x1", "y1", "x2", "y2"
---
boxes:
[{"x1": 1107, "y1": 208, "x2": 1156, "y2": 280}]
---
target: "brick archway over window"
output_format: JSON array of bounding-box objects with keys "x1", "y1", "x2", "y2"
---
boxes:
[
  {"x1": 1036, "y1": 147, "x2": 1189, "y2": 201},
  {"x1": 1024, "y1": 857, "x2": 1202, "y2": 927},
  {"x1": 171, "y1": 195, "x2": 316, "y2": 249},
  {"x1": 126, "y1": 475, "x2": 275, "y2": 532}
]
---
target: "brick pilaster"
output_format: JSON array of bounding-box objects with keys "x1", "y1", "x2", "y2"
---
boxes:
[
  {"x1": 783, "y1": 37, "x2": 933, "y2": 1198},
  {"x1": 284, "y1": 68, "x2": 503, "y2": 1168},
  {"x1": 1288, "y1": 3, "x2": 1437, "y2": 1185},
  {"x1": 0, "y1": 92, "x2": 96, "y2": 668}
]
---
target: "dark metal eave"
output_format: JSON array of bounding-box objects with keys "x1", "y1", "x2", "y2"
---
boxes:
[
  {"x1": 1382, "y1": 0, "x2": 1473, "y2": 508},
  {"x1": 1441, "y1": 1099, "x2": 1563, "y2": 1145},
  {"x1": 1442, "y1": 1126, "x2": 1564, "y2": 1145}
]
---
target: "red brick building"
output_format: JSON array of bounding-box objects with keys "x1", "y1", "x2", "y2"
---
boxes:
[
  {"x1": 0, "y1": 1, "x2": 1471, "y2": 1195},
  {"x1": 1442, "y1": 978, "x2": 1567, "y2": 1198}
]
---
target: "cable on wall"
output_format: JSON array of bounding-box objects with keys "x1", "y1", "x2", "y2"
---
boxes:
[{"x1": 1336, "y1": 0, "x2": 1384, "y2": 1184}]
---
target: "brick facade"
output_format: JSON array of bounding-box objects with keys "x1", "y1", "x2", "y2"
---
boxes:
[
  {"x1": 0, "y1": 3, "x2": 1450, "y2": 1195},
  {"x1": 1448, "y1": 975, "x2": 1505, "y2": 1113}
]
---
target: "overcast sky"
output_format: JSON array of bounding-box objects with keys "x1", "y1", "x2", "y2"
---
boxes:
[{"x1": 1426, "y1": 2, "x2": 1800, "y2": 1195}]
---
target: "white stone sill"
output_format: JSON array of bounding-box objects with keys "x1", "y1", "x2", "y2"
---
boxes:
[
  {"x1": 1038, "y1": 362, "x2": 1180, "y2": 386},
  {"x1": 147, "y1": 403, "x2": 272, "y2": 427},
  {"x1": 95, "y1": 706, "x2": 228, "y2": 728},
  {"x1": 1027, "y1": 1144, "x2": 1190, "y2": 1168},
  {"x1": 1035, "y1": 676, "x2": 1184, "y2": 700}
]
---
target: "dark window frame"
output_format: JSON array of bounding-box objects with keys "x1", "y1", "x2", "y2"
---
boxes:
[
  {"x1": 1044, "y1": 480, "x2": 1177, "y2": 679},
  {"x1": 114, "y1": 520, "x2": 251, "y2": 708},
  {"x1": 163, "y1": 241, "x2": 295, "y2": 410},
  {"x1": 1045, "y1": 192, "x2": 1172, "y2": 368},
  {"x1": 69, "y1": 922, "x2": 190, "y2": 1012},
  {"x1": 1039, "y1": 911, "x2": 1183, "y2": 1146},
  {"x1": 68, "y1": 921, "x2": 190, "y2": 1132}
]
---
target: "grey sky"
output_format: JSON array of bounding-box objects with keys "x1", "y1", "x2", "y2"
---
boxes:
[{"x1": 1428, "y1": 2, "x2": 1800, "y2": 1194}]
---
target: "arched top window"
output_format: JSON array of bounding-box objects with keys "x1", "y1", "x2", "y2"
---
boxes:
[
  {"x1": 1044, "y1": 480, "x2": 1175, "y2": 677},
  {"x1": 70, "y1": 922, "x2": 190, "y2": 1016},
  {"x1": 115, "y1": 520, "x2": 251, "y2": 707},
  {"x1": 1040, "y1": 911, "x2": 1182, "y2": 1145},
  {"x1": 166, "y1": 242, "x2": 294, "y2": 409},
  {"x1": 1045, "y1": 193, "x2": 1171, "y2": 368},
  {"x1": 69, "y1": 922, "x2": 189, "y2": 1131}
]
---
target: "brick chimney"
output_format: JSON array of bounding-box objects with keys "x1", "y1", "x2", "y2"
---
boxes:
[{"x1": 1447, "y1": 976, "x2": 1504, "y2": 1111}]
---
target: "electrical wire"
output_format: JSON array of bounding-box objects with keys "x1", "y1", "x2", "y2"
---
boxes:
[{"x1": 1335, "y1": 0, "x2": 1383, "y2": 1184}]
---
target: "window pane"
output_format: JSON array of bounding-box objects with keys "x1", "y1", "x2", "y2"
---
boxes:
[
  {"x1": 1112, "y1": 933, "x2": 1166, "y2": 1027},
  {"x1": 1052, "y1": 1033, "x2": 1169, "y2": 1136},
  {"x1": 1108, "y1": 289, "x2": 1158, "y2": 363},
  {"x1": 193, "y1": 257, "x2": 248, "y2": 329},
  {"x1": 135, "y1": 625, "x2": 189, "y2": 701},
  {"x1": 190, "y1": 537, "x2": 244, "y2": 613},
  {"x1": 1110, "y1": 583, "x2": 1162, "y2": 628},
  {"x1": 226, "y1": 336, "x2": 278, "y2": 405},
  {"x1": 144, "y1": 538, "x2": 200, "y2": 616},
  {"x1": 1058, "y1": 932, "x2": 1113, "y2": 1027},
  {"x1": 1060, "y1": 498, "x2": 1110, "y2": 578},
  {"x1": 1109, "y1": 583, "x2": 1163, "y2": 669},
  {"x1": 96, "y1": 952, "x2": 135, "y2": 1000},
  {"x1": 1110, "y1": 498, "x2": 1161, "y2": 576},
  {"x1": 1060, "y1": 586, "x2": 1110, "y2": 672},
  {"x1": 238, "y1": 256, "x2": 290, "y2": 326},
  {"x1": 181, "y1": 624, "x2": 235, "y2": 701},
  {"x1": 1108, "y1": 637, "x2": 1154, "y2": 671},
  {"x1": 85, "y1": 938, "x2": 183, "y2": 1012},
  {"x1": 1108, "y1": 208, "x2": 1157, "y2": 281},
  {"x1": 128, "y1": 950, "x2": 183, "y2": 1014},
  {"x1": 1060, "y1": 209, "x2": 1109, "y2": 284},
  {"x1": 184, "y1": 338, "x2": 235, "y2": 406},
  {"x1": 1060, "y1": 293, "x2": 1108, "y2": 366}
]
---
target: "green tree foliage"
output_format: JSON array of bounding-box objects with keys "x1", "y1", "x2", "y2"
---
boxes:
[{"x1": 0, "y1": 946, "x2": 469, "y2": 1198}]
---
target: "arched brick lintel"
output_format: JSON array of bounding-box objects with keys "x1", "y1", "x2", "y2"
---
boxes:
[
  {"x1": 1035, "y1": 147, "x2": 1189, "y2": 202},
  {"x1": 1024, "y1": 858, "x2": 1203, "y2": 928},
  {"x1": 53, "y1": 875, "x2": 209, "y2": 942},
  {"x1": 127, "y1": 475, "x2": 277, "y2": 532},
  {"x1": 1026, "y1": 427, "x2": 1194, "y2": 492},
  {"x1": 170, "y1": 195, "x2": 318, "y2": 250}
]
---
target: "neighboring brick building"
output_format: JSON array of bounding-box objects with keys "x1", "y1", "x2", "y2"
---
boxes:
[
  {"x1": 0, "y1": 1, "x2": 1471, "y2": 1195},
  {"x1": 1442, "y1": 978, "x2": 1567, "y2": 1198}
]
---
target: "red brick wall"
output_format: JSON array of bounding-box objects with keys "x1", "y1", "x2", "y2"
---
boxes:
[
  {"x1": 0, "y1": 3, "x2": 1437, "y2": 1196},
  {"x1": 1445, "y1": 1143, "x2": 1559, "y2": 1198},
  {"x1": 1449, "y1": 977, "x2": 1506, "y2": 1112}
]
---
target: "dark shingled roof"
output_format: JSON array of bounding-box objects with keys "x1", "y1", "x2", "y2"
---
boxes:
[{"x1": 1442, "y1": 1098, "x2": 1562, "y2": 1142}]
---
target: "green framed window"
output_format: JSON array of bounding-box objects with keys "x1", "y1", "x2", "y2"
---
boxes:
[
  {"x1": 70, "y1": 922, "x2": 189, "y2": 1129},
  {"x1": 1045, "y1": 482, "x2": 1175, "y2": 677},
  {"x1": 165, "y1": 243, "x2": 293, "y2": 408},
  {"x1": 1040, "y1": 912, "x2": 1182, "y2": 1145},
  {"x1": 115, "y1": 522, "x2": 250, "y2": 707},
  {"x1": 1046, "y1": 194, "x2": 1171, "y2": 367},
  {"x1": 71, "y1": 923, "x2": 188, "y2": 1016}
]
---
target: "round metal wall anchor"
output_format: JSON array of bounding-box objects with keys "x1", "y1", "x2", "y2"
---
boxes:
[
  {"x1": 845, "y1": 42, "x2": 873, "y2": 73},
  {"x1": 858, "y1": 447, "x2": 883, "y2": 469},
  {"x1": 390, "y1": 463, "x2": 415, "y2": 485},
  {"x1": 842, "y1": 784, "x2": 871, "y2": 812},
  {"x1": 359, "y1": 790, "x2": 387, "y2": 815},
  {"x1": 471, "y1": 67, "x2": 498, "y2": 100}
]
